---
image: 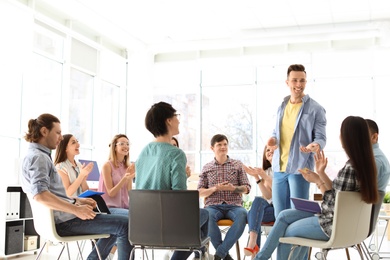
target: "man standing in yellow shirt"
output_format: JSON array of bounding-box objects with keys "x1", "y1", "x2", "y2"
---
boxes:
[{"x1": 267, "y1": 64, "x2": 327, "y2": 217}]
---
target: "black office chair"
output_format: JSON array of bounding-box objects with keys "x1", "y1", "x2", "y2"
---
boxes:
[{"x1": 128, "y1": 190, "x2": 210, "y2": 259}]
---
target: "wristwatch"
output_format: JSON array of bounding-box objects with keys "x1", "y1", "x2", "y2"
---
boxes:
[{"x1": 256, "y1": 179, "x2": 262, "y2": 184}]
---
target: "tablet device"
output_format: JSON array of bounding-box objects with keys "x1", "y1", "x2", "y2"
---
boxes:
[
  {"x1": 78, "y1": 159, "x2": 100, "y2": 181},
  {"x1": 291, "y1": 197, "x2": 321, "y2": 214}
]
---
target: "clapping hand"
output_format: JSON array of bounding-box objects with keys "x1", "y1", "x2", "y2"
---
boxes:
[
  {"x1": 299, "y1": 167, "x2": 320, "y2": 184},
  {"x1": 125, "y1": 162, "x2": 136, "y2": 180},
  {"x1": 243, "y1": 165, "x2": 265, "y2": 178},
  {"x1": 80, "y1": 162, "x2": 93, "y2": 178},
  {"x1": 314, "y1": 150, "x2": 328, "y2": 173}
]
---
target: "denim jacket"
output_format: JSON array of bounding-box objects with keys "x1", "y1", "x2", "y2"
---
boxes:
[{"x1": 271, "y1": 94, "x2": 327, "y2": 174}]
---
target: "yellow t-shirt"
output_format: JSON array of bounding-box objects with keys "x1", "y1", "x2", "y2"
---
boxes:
[{"x1": 280, "y1": 101, "x2": 302, "y2": 171}]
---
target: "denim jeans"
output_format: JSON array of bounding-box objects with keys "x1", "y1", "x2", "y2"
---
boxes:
[
  {"x1": 254, "y1": 209, "x2": 329, "y2": 260},
  {"x1": 56, "y1": 214, "x2": 132, "y2": 260},
  {"x1": 171, "y1": 208, "x2": 209, "y2": 260},
  {"x1": 205, "y1": 204, "x2": 247, "y2": 258},
  {"x1": 109, "y1": 207, "x2": 129, "y2": 217},
  {"x1": 272, "y1": 172, "x2": 310, "y2": 217},
  {"x1": 247, "y1": 197, "x2": 275, "y2": 247}
]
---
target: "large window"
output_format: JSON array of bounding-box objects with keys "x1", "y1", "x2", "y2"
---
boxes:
[
  {"x1": 201, "y1": 83, "x2": 256, "y2": 166},
  {"x1": 92, "y1": 81, "x2": 121, "y2": 160},
  {"x1": 1, "y1": 12, "x2": 127, "y2": 186},
  {"x1": 152, "y1": 48, "x2": 390, "y2": 196},
  {"x1": 69, "y1": 68, "x2": 94, "y2": 146}
]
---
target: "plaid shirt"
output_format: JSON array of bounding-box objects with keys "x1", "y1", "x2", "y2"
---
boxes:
[
  {"x1": 198, "y1": 156, "x2": 251, "y2": 207},
  {"x1": 318, "y1": 160, "x2": 360, "y2": 237}
]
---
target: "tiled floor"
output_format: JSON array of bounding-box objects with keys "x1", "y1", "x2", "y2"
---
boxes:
[{"x1": 5, "y1": 219, "x2": 390, "y2": 260}]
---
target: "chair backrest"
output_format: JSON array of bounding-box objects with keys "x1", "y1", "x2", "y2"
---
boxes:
[
  {"x1": 368, "y1": 190, "x2": 385, "y2": 237},
  {"x1": 129, "y1": 190, "x2": 202, "y2": 248},
  {"x1": 327, "y1": 191, "x2": 372, "y2": 247},
  {"x1": 26, "y1": 193, "x2": 64, "y2": 242}
]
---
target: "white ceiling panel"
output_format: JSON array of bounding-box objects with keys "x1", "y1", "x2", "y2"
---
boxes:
[{"x1": 33, "y1": 0, "x2": 390, "y2": 52}]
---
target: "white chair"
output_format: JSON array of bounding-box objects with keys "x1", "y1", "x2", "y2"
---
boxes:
[
  {"x1": 279, "y1": 191, "x2": 372, "y2": 260},
  {"x1": 27, "y1": 194, "x2": 110, "y2": 260}
]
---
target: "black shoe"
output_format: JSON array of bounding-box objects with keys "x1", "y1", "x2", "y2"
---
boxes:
[
  {"x1": 214, "y1": 255, "x2": 222, "y2": 260},
  {"x1": 224, "y1": 254, "x2": 234, "y2": 260}
]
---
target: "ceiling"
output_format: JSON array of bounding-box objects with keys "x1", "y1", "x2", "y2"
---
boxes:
[{"x1": 33, "y1": 0, "x2": 390, "y2": 53}]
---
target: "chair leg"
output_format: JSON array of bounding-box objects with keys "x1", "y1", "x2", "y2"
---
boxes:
[
  {"x1": 345, "y1": 248, "x2": 350, "y2": 260},
  {"x1": 360, "y1": 242, "x2": 374, "y2": 260},
  {"x1": 56, "y1": 243, "x2": 66, "y2": 260},
  {"x1": 356, "y1": 246, "x2": 365, "y2": 259},
  {"x1": 65, "y1": 242, "x2": 72, "y2": 260},
  {"x1": 287, "y1": 245, "x2": 298, "y2": 260},
  {"x1": 35, "y1": 241, "x2": 48, "y2": 260},
  {"x1": 130, "y1": 247, "x2": 136, "y2": 260},
  {"x1": 91, "y1": 239, "x2": 104, "y2": 260},
  {"x1": 236, "y1": 240, "x2": 241, "y2": 260},
  {"x1": 76, "y1": 241, "x2": 84, "y2": 260}
]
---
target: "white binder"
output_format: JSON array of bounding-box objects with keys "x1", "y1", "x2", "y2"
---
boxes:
[{"x1": 9, "y1": 192, "x2": 20, "y2": 219}]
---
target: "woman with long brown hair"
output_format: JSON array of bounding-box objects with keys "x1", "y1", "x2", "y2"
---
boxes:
[
  {"x1": 253, "y1": 116, "x2": 378, "y2": 260},
  {"x1": 54, "y1": 134, "x2": 93, "y2": 197}
]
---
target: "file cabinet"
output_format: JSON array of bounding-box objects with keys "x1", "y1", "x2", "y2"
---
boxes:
[{"x1": 1, "y1": 186, "x2": 40, "y2": 257}]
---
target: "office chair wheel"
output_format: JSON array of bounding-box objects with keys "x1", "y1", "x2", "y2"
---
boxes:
[
  {"x1": 315, "y1": 252, "x2": 324, "y2": 260},
  {"x1": 371, "y1": 253, "x2": 380, "y2": 260},
  {"x1": 369, "y1": 243, "x2": 377, "y2": 251}
]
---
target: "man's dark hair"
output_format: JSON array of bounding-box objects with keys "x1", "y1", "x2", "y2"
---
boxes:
[
  {"x1": 287, "y1": 64, "x2": 306, "y2": 77},
  {"x1": 210, "y1": 134, "x2": 229, "y2": 146},
  {"x1": 366, "y1": 119, "x2": 379, "y2": 135},
  {"x1": 24, "y1": 113, "x2": 60, "y2": 143}
]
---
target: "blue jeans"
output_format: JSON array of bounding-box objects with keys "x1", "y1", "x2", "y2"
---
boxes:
[
  {"x1": 171, "y1": 208, "x2": 209, "y2": 260},
  {"x1": 254, "y1": 209, "x2": 329, "y2": 260},
  {"x1": 56, "y1": 214, "x2": 132, "y2": 260},
  {"x1": 109, "y1": 207, "x2": 129, "y2": 216},
  {"x1": 206, "y1": 204, "x2": 247, "y2": 258},
  {"x1": 272, "y1": 172, "x2": 310, "y2": 217},
  {"x1": 247, "y1": 197, "x2": 275, "y2": 247}
]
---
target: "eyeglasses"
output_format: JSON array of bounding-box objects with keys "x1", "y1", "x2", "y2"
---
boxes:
[
  {"x1": 116, "y1": 142, "x2": 130, "y2": 147},
  {"x1": 174, "y1": 113, "x2": 181, "y2": 120}
]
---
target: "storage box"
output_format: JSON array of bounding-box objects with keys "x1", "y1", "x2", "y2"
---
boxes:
[
  {"x1": 5, "y1": 224, "x2": 23, "y2": 254},
  {"x1": 24, "y1": 235, "x2": 38, "y2": 251}
]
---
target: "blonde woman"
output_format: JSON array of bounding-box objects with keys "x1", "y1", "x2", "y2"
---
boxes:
[{"x1": 98, "y1": 134, "x2": 135, "y2": 216}]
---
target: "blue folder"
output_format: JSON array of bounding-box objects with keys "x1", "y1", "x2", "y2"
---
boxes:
[{"x1": 78, "y1": 190, "x2": 104, "y2": 198}]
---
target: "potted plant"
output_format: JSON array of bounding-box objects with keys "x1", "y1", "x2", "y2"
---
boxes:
[
  {"x1": 383, "y1": 191, "x2": 390, "y2": 211},
  {"x1": 383, "y1": 192, "x2": 390, "y2": 239}
]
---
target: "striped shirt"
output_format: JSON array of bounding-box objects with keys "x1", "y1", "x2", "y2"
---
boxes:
[{"x1": 198, "y1": 156, "x2": 251, "y2": 207}]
